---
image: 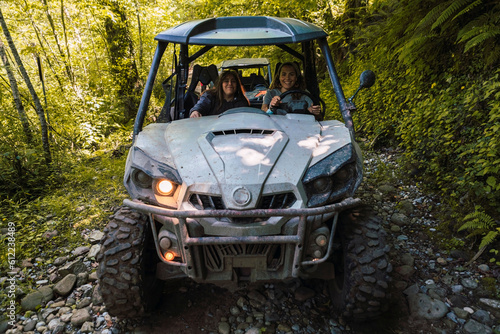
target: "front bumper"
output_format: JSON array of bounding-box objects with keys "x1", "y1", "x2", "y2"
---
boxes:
[{"x1": 124, "y1": 197, "x2": 361, "y2": 281}]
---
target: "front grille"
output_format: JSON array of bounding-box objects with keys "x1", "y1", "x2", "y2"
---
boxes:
[
  {"x1": 189, "y1": 192, "x2": 296, "y2": 211},
  {"x1": 189, "y1": 194, "x2": 225, "y2": 210},
  {"x1": 203, "y1": 243, "x2": 284, "y2": 272},
  {"x1": 231, "y1": 192, "x2": 297, "y2": 224},
  {"x1": 189, "y1": 192, "x2": 297, "y2": 224},
  {"x1": 261, "y1": 193, "x2": 296, "y2": 209}
]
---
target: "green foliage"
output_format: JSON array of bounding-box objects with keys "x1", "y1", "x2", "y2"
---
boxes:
[
  {"x1": 439, "y1": 237, "x2": 466, "y2": 251},
  {"x1": 489, "y1": 249, "x2": 500, "y2": 267},
  {"x1": 398, "y1": 72, "x2": 500, "y2": 213},
  {"x1": 329, "y1": 0, "x2": 500, "y2": 218},
  {"x1": 101, "y1": 0, "x2": 142, "y2": 123},
  {"x1": 1, "y1": 0, "x2": 500, "y2": 274},
  {"x1": 0, "y1": 150, "x2": 53, "y2": 197},
  {"x1": 429, "y1": 0, "x2": 475, "y2": 31},
  {"x1": 0, "y1": 133, "x2": 130, "y2": 312},
  {"x1": 458, "y1": 207, "x2": 498, "y2": 251},
  {"x1": 0, "y1": 139, "x2": 129, "y2": 269},
  {"x1": 0, "y1": 121, "x2": 55, "y2": 199},
  {"x1": 480, "y1": 277, "x2": 499, "y2": 297},
  {"x1": 406, "y1": 0, "x2": 500, "y2": 65}
]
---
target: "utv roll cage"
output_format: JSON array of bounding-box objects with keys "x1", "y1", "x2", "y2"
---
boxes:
[
  {"x1": 219, "y1": 58, "x2": 272, "y2": 78},
  {"x1": 134, "y1": 16, "x2": 353, "y2": 138},
  {"x1": 219, "y1": 58, "x2": 272, "y2": 94}
]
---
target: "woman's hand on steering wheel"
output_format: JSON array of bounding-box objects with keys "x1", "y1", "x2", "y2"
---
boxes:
[
  {"x1": 276, "y1": 90, "x2": 325, "y2": 119},
  {"x1": 269, "y1": 95, "x2": 282, "y2": 112},
  {"x1": 308, "y1": 104, "x2": 321, "y2": 117}
]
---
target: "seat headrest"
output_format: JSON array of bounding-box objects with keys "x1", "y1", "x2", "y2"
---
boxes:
[{"x1": 188, "y1": 64, "x2": 218, "y2": 91}]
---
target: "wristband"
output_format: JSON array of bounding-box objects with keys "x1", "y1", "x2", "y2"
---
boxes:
[{"x1": 266, "y1": 108, "x2": 273, "y2": 115}]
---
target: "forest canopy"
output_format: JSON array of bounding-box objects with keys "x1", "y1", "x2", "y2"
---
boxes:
[{"x1": 1, "y1": 0, "x2": 499, "y2": 221}]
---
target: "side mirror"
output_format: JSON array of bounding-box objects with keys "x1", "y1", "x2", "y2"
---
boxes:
[
  {"x1": 359, "y1": 70, "x2": 375, "y2": 89},
  {"x1": 348, "y1": 70, "x2": 376, "y2": 103}
]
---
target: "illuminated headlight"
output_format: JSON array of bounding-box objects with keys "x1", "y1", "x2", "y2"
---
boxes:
[
  {"x1": 158, "y1": 230, "x2": 180, "y2": 262},
  {"x1": 130, "y1": 167, "x2": 179, "y2": 198},
  {"x1": 125, "y1": 148, "x2": 182, "y2": 208},
  {"x1": 155, "y1": 179, "x2": 177, "y2": 196},
  {"x1": 164, "y1": 251, "x2": 176, "y2": 261}
]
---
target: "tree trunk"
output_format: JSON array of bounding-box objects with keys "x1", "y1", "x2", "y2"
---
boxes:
[
  {"x1": 0, "y1": 8, "x2": 52, "y2": 164},
  {"x1": 27, "y1": 14, "x2": 65, "y2": 94},
  {"x1": 102, "y1": 0, "x2": 142, "y2": 123},
  {"x1": 134, "y1": 0, "x2": 143, "y2": 71},
  {"x1": 60, "y1": 0, "x2": 73, "y2": 81},
  {"x1": 0, "y1": 38, "x2": 33, "y2": 145},
  {"x1": 41, "y1": 0, "x2": 74, "y2": 84}
]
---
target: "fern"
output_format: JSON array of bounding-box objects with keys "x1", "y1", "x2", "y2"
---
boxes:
[
  {"x1": 464, "y1": 28, "x2": 500, "y2": 52},
  {"x1": 396, "y1": 33, "x2": 437, "y2": 64},
  {"x1": 452, "y1": 0, "x2": 483, "y2": 21},
  {"x1": 431, "y1": 0, "x2": 475, "y2": 30},
  {"x1": 457, "y1": 10, "x2": 500, "y2": 52},
  {"x1": 415, "y1": 2, "x2": 448, "y2": 32},
  {"x1": 485, "y1": 46, "x2": 500, "y2": 66},
  {"x1": 459, "y1": 208, "x2": 498, "y2": 250},
  {"x1": 459, "y1": 209, "x2": 496, "y2": 232},
  {"x1": 479, "y1": 230, "x2": 500, "y2": 250},
  {"x1": 458, "y1": 21, "x2": 488, "y2": 42}
]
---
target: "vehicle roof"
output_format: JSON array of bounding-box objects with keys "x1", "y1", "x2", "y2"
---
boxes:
[
  {"x1": 155, "y1": 16, "x2": 328, "y2": 46},
  {"x1": 219, "y1": 58, "x2": 270, "y2": 69}
]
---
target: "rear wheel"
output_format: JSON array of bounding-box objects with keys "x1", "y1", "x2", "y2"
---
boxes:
[
  {"x1": 329, "y1": 207, "x2": 392, "y2": 321},
  {"x1": 97, "y1": 206, "x2": 163, "y2": 319}
]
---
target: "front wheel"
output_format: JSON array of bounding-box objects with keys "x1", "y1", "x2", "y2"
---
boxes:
[
  {"x1": 329, "y1": 207, "x2": 392, "y2": 321},
  {"x1": 97, "y1": 206, "x2": 163, "y2": 319}
]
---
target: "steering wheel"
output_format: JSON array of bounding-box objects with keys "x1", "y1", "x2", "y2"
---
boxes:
[{"x1": 272, "y1": 90, "x2": 326, "y2": 118}]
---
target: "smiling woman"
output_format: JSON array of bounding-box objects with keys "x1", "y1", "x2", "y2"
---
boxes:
[
  {"x1": 189, "y1": 70, "x2": 250, "y2": 117},
  {"x1": 261, "y1": 62, "x2": 322, "y2": 120}
]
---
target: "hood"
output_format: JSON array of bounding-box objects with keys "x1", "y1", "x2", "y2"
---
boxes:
[{"x1": 135, "y1": 110, "x2": 352, "y2": 209}]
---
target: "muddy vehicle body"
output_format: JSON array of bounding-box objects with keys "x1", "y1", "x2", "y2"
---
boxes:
[{"x1": 97, "y1": 16, "x2": 391, "y2": 321}]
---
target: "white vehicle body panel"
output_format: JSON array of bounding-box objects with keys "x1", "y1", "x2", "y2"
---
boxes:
[{"x1": 132, "y1": 109, "x2": 352, "y2": 211}]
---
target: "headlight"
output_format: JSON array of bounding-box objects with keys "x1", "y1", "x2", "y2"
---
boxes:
[
  {"x1": 125, "y1": 147, "x2": 182, "y2": 208},
  {"x1": 132, "y1": 169, "x2": 153, "y2": 188},
  {"x1": 302, "y1": 144, "x2": 361, "y2": 207},
  {"x1": 155, "y1": 179, "x2": 177, "y2": 196},
  {"x1": 312, "y1": 177, "x2": 333, "y2": 193},
  {"x1": 130, "y1": 167, "x2": 179, "y2": 199}
]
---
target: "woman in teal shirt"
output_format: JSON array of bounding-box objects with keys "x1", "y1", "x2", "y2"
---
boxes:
[{"x1": 261, "y1": 62, "x2": 322, "y2": 120}]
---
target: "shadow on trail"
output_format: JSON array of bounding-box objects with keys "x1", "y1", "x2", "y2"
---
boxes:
[
  {"x1": 129, "y1": 279, "x2": 410, "y2": 334},
  {"x1": 133, "y1": 279, "x2": 238, "y2": 334}
]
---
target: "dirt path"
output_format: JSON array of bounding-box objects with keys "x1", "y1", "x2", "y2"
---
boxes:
[{"x1": 127, "y1": 277, "x2": 412, "y2": 334}]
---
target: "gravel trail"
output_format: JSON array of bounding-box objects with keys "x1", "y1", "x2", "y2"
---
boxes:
[{"x1": 3, "y1": 148, "x2": 499, "y2": 334}]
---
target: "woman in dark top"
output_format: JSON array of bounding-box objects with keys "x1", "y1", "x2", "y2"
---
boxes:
[{"x1": 190, "y1": 70, "x2": 249, "y2": 117}]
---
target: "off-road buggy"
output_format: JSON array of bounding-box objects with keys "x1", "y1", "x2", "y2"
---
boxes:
[{"x1": 97, "y1": 16, "x2": 391, "y2": 322}]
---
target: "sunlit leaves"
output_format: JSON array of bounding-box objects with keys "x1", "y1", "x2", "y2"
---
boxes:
[{"x1": 334, "y1": 0, "x2": 499, "y2": 217}]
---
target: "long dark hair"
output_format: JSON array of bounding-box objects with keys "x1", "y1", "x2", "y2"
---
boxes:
[
  {"x1": 269, "y1": 62, "x2": 305, "y2": 100},
  {"x1": 209, "y1": 70, "x2": 248, "y2": 112}
]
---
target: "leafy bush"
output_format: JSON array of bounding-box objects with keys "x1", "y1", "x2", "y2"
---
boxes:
[
  {"x1": 399, "y1": 71, "x2": 500, "y2": 212},
  {"x1": 329, "y1": 0, "x2": 500, "y2": 218},
  {"x1": 0, "y1": 145, "x2": 128, "y2": 270},
  {"x1": 0, "y1": 139, "x2": 55, "y2": 200}
]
